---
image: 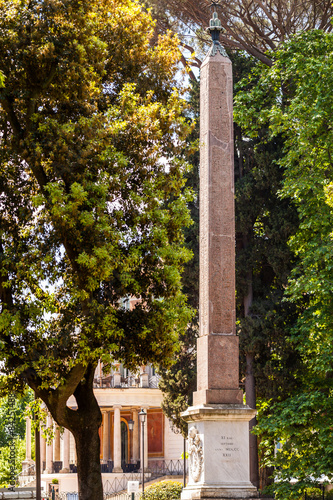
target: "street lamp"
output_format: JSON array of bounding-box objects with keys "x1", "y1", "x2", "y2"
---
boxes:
[
  {"x1": 139, "y1": 408, "x2": 147, "y2": 495},
  {"x1": 183, "y1": 436, "x2": 186, "y2": 488},
  {"x1": 34, "y1": 393, "x2": 41, "y2": 500},
  {"x1": 128, "y1": 419, "x2": 134, "y2": 431}
]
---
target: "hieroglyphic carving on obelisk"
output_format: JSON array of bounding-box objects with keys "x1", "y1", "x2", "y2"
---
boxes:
[{"x1": 193, "y1": 8, "x2": 243, "y2": 407}]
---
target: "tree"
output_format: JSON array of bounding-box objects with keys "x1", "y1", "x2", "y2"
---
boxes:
[
  {"x1": 234, "y1": 120, "x2": 301, "y2": 489},
  {"x1": 234, "y1": 29, "x2": 333, "y2": 498},
  {"x1": 143, "y1": 0, "x2": 333, "y2": 67},
  {"x1": 0, "y1": 1, "x2": 193, "y2": 498}
]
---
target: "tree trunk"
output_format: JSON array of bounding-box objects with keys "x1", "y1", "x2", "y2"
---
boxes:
[
  {"x1": 73, "y1": 421, "x2": 103, "y2": 500},
  {"x1": 69, "y1": 364, "x2": 103, "y2": 500},
  {"x1": 259, "y1": 461, "x2": 274, "y2": 493},
  {"x1": 27, "y1": 363, "x2": 104, "y2": 500},
  {"x1": 244, "y1": 264, "x2": 259, "y2": 489}
]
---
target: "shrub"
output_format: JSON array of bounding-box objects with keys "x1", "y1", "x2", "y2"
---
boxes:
[
  {"x1": 301, "y1": 486, "x2": 333, "y2": 499},
  {"x1": 140, "y1": 480, "x2": 183, "y2": 500}
]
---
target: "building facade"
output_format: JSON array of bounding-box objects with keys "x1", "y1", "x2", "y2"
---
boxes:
[{"x1": 22, "y1": 362, "x2": 184, "y2": 494}]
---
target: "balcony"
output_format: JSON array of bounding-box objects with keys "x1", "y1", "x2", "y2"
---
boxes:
[{"x1": 93, "y1": 374, "x2": 160, "y2": 389}]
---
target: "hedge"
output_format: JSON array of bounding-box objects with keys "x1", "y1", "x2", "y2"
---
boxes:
[{"x1": 140, "y1": 480, "x2": 183, "y2": 500}]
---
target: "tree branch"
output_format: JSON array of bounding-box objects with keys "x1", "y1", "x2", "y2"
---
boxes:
[
  {"x1": 2, "y1": 98, "x2": 23, "y2": 139},
  {"x1": 23, "y1": 363, "x2": 88, "y2": 429}
]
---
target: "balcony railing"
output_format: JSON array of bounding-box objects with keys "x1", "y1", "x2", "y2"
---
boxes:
[{"x1": 93, "y1": 374, "x2": 160, "y2": 389}]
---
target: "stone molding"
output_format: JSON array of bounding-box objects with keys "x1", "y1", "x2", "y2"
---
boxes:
[{"x1": 182, "y1": 405, "x2": 256, "y2": 422}]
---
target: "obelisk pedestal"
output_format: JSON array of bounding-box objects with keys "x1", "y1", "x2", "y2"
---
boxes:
[{"x1": 181, "y1": 10, "x2": 258, "y2": 500}]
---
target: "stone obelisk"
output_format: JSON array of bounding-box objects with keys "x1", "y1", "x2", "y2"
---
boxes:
[{"x1": 181, "y1": 8, "x2": 258, "y2": 500}]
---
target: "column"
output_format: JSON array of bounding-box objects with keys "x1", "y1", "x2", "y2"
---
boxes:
[
  {"x1": 102, "y1": 411, "x2": 110, "y2": 462},
  {"x1": 40, "y1": 428, "x2": 46, "y2": 472},
  {"x1": 44, "y1": 414, "x2": 53, "y2": 473},
  {"x1": 113, "y1": 405, "x2": 122, "y2": 472},
  {"x1": 98, "y1": 360, "x2": 103, "y2": 387},
  {"x1": 53, "y1": 426, "x2": 61, "y2": 462},
  {"x1": 60, "y1": 429, "x2": 70, "y2": 473},
  {"x1": 22, "y1": 416, "x2": 34, "y2": 474},
  {"x1": 25, "y1": 417, "x2": 32, "y2": 461},
  {"x1": 140, "y1": 366, "x2": 149, "y2": 388},
  {"x1": 69, "y1": 431, "x2": 76, "y2": 464},
  {"x1": 132, "y1": 409, "x2": 139, "y2": 463},
  {"x1": 140, "y1": 407, "x2": 148, "y2": 471}
]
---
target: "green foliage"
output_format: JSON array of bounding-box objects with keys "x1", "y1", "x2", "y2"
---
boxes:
[
  {"x1": 0, "y1": 392, "x2": 36, "y2": 487},
  {"x1": 0, "y1": 0, "x2": 194, "y2": 495},
  {"x1": 235, "y1": 30, "x2": 333, "y2": 497},
  {"x1": 0, "y1": 0, "x2": 193, "y2": 391},
  {"x1": 0, "y1": 392, "x2": 33, "y2": 447},
  {"x1": 140, "y1": 480, "x2": 183, "y2": 500},
  {"x1": 0, "y1": 438, "x2": 25, "y2": 487},
  {"x1": 234, "y1": 57, "x2": 300, "y2": 402},
  {"x1": 301, "y1": 488, "x2": 333, "y2": 500}
]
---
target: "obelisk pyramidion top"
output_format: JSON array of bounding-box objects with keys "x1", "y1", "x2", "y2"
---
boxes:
[{"x1": 207, "y1": 3, "x2": 228, "y2": 57}]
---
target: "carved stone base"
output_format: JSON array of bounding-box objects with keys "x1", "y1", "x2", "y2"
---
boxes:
[
  {"x1": 181, "y1": 405, "x2": 258, "y2": 500},
  {"x1": 181, "y1": 485, "x2": 258, "y2": 499}
]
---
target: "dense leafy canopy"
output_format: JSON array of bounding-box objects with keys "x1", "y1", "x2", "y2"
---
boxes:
[
  {"x1": 0, "y1": 0, "x2": 193, "y2": 497},
  {"x1": 235, "y1": 30, "x2": 333, "y2": 498},
  {"x1": 0, "y1": 0, "x2": 193, "y2": 393}
]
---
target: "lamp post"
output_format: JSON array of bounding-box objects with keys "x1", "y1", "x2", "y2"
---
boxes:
[
  {"x1": 128, "y1": 419, "x2": 134, "y2": 432},
  {"x1": 139, "y1": 408, "x2": 147, "y2": 496},
  {"x1": 128, "y1": 418, "x2": 134, "y2": 477},
  {"x1": 128, "y1": 419, "x2": 135, "y2": 500},
  {"x1": 183, "y1": 437, "x2": 186, "y2": 487},
  {"x1": 34, "y1": 393, "x2": 41, "y2": 500}
]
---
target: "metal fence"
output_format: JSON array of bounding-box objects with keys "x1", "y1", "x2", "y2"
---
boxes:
[
  {"x1": 148, "y1": 459, "x2": 184, "y2": 478},
  {"x1": 55, "y1": 493, "x2": 141, "y2": 500},
  {"x1": 40, "y1": 458, "x2": 186, "y2": 499},
  {"x1": 104, "y1": 493, "x2": 141, "y2": 500},
  {"x1": 58, "y1": 494, "x2": 79, "y2": 500},
  {"x1": 103, "y1": 473, "x2": 142, "y2": 495}
]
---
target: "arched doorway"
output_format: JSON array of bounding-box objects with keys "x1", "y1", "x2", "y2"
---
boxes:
[{"x1": 121, "y1": 420, "x2": 128, "y2": 465}]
